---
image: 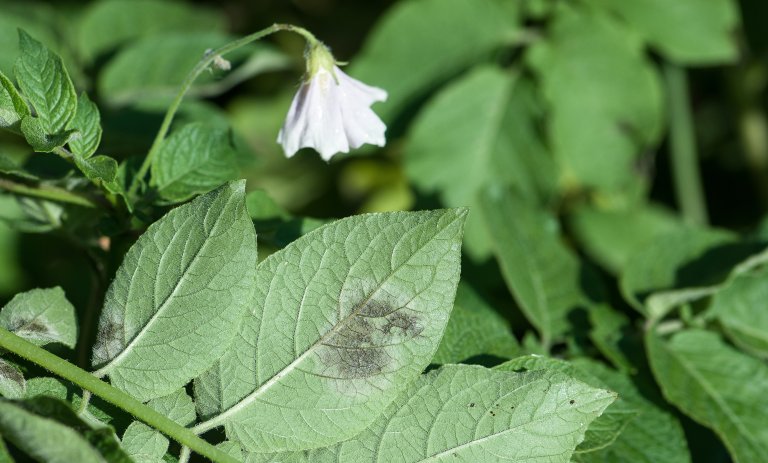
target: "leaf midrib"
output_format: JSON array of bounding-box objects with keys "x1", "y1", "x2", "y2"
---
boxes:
[{"x1": 196, "y1": 211, "x2": 463, "y2": 432}]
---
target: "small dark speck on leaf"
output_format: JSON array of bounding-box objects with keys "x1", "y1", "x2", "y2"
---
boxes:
[
  {"x1": 570, "y1": 399, "x2": 575, "y2": 404},
  {"x1": 469, "y1": 403, "x2": 475, "y2": 408}
]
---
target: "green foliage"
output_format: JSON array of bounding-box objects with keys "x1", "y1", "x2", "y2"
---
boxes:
[{"x1": 0, "y1": 0, "x2": 763, "y2": 462}]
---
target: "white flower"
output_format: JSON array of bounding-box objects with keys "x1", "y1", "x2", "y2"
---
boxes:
[{"x1": 277, "y1": 43, "x2": 387, "y2": 161}]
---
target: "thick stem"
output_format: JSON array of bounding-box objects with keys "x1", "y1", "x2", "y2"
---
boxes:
[
  {"x1": 0, "y1": 328, "x2": 238, "y2": 463},
  {"x1": 664, "y1": 63, "x2": 709, "y2": 226},
  {"x1": 0, "y1": 177, "x2": 98, "y2": 208},
  {"x1": 127, "y1": 23, "x2": 318, "y2": 199}
]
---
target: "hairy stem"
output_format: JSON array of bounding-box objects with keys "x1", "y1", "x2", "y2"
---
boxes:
[
  {"x1": 127, "y1": 23, "x2": 318, "y2": 199},
  {"x1": 0, "y1": 177, "x2": 99, "y2": 208},
  {"x1": 664, "y1": 63, "x2": 709, "y2": 226},
  {"x1": 0, "y1": 328, "x2": 239, "y2": 463}
]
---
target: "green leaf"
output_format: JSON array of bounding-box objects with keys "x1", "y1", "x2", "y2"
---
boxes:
[
  {"x1": 0, "y1": 396, "x2": 132, "y2": 463},
  {"x1": 20, "y1": 116, "x2": 77, "y2": 153},
  {"x1": 405, "y1": 66, "x2": 556, "y2": 258},
  {"x1": 77, "y1": 0, "x2": 225, "y2": 61},
  {"x1": 121, "y1": 422, "x2": 168, "y2": 463},
  {"x1": 100, "y1": 32, "x2": 288, "y2": 108},
  {"x1": 151, "y1": 123, "x2": 239, "y2": 203},
  {"x1": 75, "y1": 155, "x2": 122, "y2": 194},
  {"x1": 710, "y1": 266, "x2": 768, "y2": 358},
  {"x1": 91, "y1": 181, "x2": 257, "y2": 401},
  {"x1": 0, "y1": 360, "x2": 25, "y2": 399},
  {"x1": 619, "y1": 228, "x2": 742, "y2": 311},
  {"x1": 569, "y1": 204, "x2": 684, "y2": 274},
  {"x1": 496, "y1": 356, "x2": 638, "y2": 455},
  {"x1": 67, "y1": 93, "x2": 102, "y2": 159},
  {"x1": 570, "y1": 359, "x2": 691, "y2": 463},
  {"x1": 481, "y1": 189, "x2": 589, "y2": 345},
  {"x1": 14, "y1": 30, "x2": 77, "y2": 137},
  {"x1": 349, "y1": 0, "x2": 519, "y2": 121},
  {"x1": 432, "y1": 282, "x2": 518, "y2": 364},
  {"x1": 527, "y1": 5, "x2": 663, "y2": 191},
  {"x1": 0, "y1": 287, "x2": 77, "y2": 348},
  {"x1": 0, "y1": 435, "x2": 12, "y2": 463},
  {"x1": 121, "y1": 389, "x2": 195, "y2": 462},
  {"x1": 0, "y1": 71, "x2": 29, "y2": 132},
  {"x1": 194, "y1": 209, "x2": 466, "y2": 451},
  {"x1": 250, "y1": 365, "x2": 616, "y2": 462},
  {"x1": 588, "y1": 0, "x2": 740, "y2": 65},
  {"x1": 588, "y1": 305, "x2": 637, "y2": 372},
  {"x1": 647, "y1": 330, "x2": 768, "y2": 463}
]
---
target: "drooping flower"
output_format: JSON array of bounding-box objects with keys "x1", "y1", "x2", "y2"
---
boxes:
[{"x1": 277, "y1": 41, "x2": 387, "y2": 161}]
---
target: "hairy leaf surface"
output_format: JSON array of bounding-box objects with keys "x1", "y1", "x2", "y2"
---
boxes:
[
  {"x1": 67, "y1": 93, "x2": 102, "y2": 159},
  {"x1": 195, "y1": 209, "x2": 466, "y2": 451},
  {"x1": 92, "y1": 181, "x2": 257, "y2": 401}
]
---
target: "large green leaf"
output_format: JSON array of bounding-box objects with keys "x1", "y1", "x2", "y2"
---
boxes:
[
  {"x1": 647, "y1": 330, "x2": 768, "y2": 463},
  {"x1": 0, "y1": 287, "x2": 77, "y2": 348},
  {"x1": 77, "y1": 0, "x2": 225, "y2": 61},
  {"x1": 496, "y1": 356, "x2": 638, "y2": 455},
  {"x1": 14, "y1": 30, "x2": 77, "y2": 138},
  {"x1": 709, "y1": 266, "x2": 768, "y2": 358},
  {"x1": 527, "y1": 5, "x2": 663, "y2": 191},
  {"x1": 91, "y1": 181, "x2": 257, "y2": 401},
  {"x1": 248, "y1": 365, "x2": 615, "y2": 462},
  {"x1": 589, "y1": 0, "x2": 740, "y2": 65},
  {"x1": 405, "y1": 66, "x2": 555, "y2": 258},
  {"x1": 432, "y1": 282, "x2": 518, "y2": 364},
  {"x1": 194, "y1": 209, "x2": 466, "y2": 451},
  {"x1": 151, "y1": 123, "x2": 239, "y2": 203},
  {"x1": 349, "y1": 0, "x2": 519, "y2": 121},
  {"x1": 481, "y1": 189, "x2": 591, "y2": 346}
]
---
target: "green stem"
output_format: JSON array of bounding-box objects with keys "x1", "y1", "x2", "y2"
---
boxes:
[
  {"x1": 127, "y1": 23, "x2": 318, "y2": 199},
  {"x1": 0, "y1": 177, "x2": 98, "y2": 208},
  {"x1": 0, "y1": 328, "x2": 238, "y2": 463},
  {"x1": 664, "y1": 63, "x2": 708, "y2": 226}
]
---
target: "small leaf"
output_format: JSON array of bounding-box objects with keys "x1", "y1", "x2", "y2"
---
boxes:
[
  {"x1": 74, "y1": 155, "x2": 121, "y2": 194},
  {"x1": 710, "y1": 266, "x2": 768, "y2": 358},
  {"x1": 481, "y1": 188, "x2": 590, "y2": 345},
  {"x1": 20, "y1": 116, "x2": 76, "y2": 153},
  {"x1": 121, "y1": 422, "x2": 168, "y2": 463},
  {"x1": 0, "y1": 287, "x2": 77, "y2": 348},
  {"x1": 91, "y1": 181, "x2": 257, "y2": 401},
  {"x1": 67, "y1": 93, "x2": 102, "y2": 159},
  {"x1": 151, "y1": 123, "x2": 239, "y2": 203},
  {"x1": 588, "y1": 0, "x2": 740, "y2": 65},
  {"x1": 0, "y1": 70, "x2": 29, "y2": 132},
  {"x1": 0, "y1": 359, "x2": 25, "y2": 399},
  {"x1": 148, "y1": 388, "x2": 195, "y2": 426},
  {"x1": 250, "y1": 365, "x2": 616, "y2": 462},
  {"x1": 14, "y1": 30, "x2": 77, "y2": 136},
  {"x1": 194, "y1": 209, "x2": 466, "y2": 451},
  {"x1": 647, "y1": 330, "x2": 768, "y2": 463},
  {"x1": 432, "y1": 282, "x2": 518, "y2": 364}
]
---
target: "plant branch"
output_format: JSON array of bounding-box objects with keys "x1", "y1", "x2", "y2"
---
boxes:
[
  {"x1": 0, "y1": 177, "x2": 99, "y2": 208},
  {"x1": 664, "y1": 63, "x2": 708, "y2": 226},
  {"x1": 0, "y1": 328, "x2": 239, "y2": 463},
  {"x1": 127, "y1": 23, "x2": 318, "y2": 199}
]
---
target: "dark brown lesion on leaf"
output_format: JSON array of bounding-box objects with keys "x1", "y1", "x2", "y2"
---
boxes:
[
  {"x1": 319, "y1": 294, "x2": 425, "y2": 380},
  {"x1": 0, "y1": 360, "x2": 24, "y2": 386}
]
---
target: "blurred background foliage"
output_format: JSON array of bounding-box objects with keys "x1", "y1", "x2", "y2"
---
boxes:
[{"x1": 1, "y1": 1, "x2": 768, "y2": 459}]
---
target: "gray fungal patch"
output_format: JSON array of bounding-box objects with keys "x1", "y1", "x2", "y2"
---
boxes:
[
  {"x1": 92, "y1": 318, "x2": 126, "y2": 365},
  {"x1": 318, "y1": 295, "x2": 424, "y2": 380},
  {"x1": 9, "y1": 319, "x2": 53, "y2": 337}
]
